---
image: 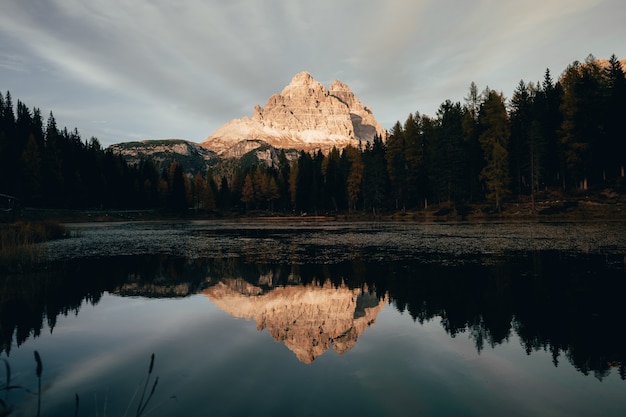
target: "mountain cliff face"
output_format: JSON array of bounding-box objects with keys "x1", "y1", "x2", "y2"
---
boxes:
[
  {"x1": 203, "y1": 279, "x2": 386, "y2": 364},
  {"x1": 202, "y1": 72, "x2": 387, "y2": 156}
]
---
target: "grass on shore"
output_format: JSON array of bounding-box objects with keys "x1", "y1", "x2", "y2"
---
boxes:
[{"x1": 0, "y1": 220, "x2": 70, "y2": 271}]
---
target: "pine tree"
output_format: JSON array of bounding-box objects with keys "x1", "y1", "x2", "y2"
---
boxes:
[
  {"x1": 431, "y1": 100, "x2": 466, "y2": 204},
  {"x1": 386, "y1": 120, "x2": 408, "y2": 210},
  {"x1": 21, "y1": 134, "x2": 42, "y2": 204},
  {"x1": 462, "y1": 82, "x2": 484, "y2": 202},
  {"x1": 344, "y1": 145, "x2": 363, "y2": 212},
  {"x1": 604, "y1": 54, "x2": 626, "y2": 180},
  {"x1": 479, "y1": 90, "x2": 511, "y2": 211},
  {"x1": 559, "y1": 56, "x2": 607, "y2": 189},
  {"x1": 168, "y1": 161, "x2": 187, "y2": 212},
  {"x1": 288, "y1": 160, "x2": 299, "y2": 210},
  {"x1": 362, "y1": 135, "x2": 388, "y2": 215}
]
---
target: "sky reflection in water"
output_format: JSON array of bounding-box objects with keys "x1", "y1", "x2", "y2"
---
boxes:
[{"x1": 2, "y1": 221, "x2": 626, "y2": 416}]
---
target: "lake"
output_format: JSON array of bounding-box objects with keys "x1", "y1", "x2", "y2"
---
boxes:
[{"x1": 1, "y1": 220, "x2": 625, "y2": 416}]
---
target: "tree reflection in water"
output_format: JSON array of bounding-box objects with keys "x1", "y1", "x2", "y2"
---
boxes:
[{"x1": 1, "y1": 251, "x2": 625, "y2": 379}]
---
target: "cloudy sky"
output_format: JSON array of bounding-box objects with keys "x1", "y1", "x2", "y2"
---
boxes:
[{"x1": 1, "y1": 0, "x2": 624, "y2": 147}]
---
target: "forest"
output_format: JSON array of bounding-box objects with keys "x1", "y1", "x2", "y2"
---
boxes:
[{"x1": 1, "y1": 54, "x2": 625, "y2": 216}]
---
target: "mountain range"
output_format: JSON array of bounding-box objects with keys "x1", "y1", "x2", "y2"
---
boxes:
[{"x1": 108, "y1": 72, "x2": 386, "y2": 173}]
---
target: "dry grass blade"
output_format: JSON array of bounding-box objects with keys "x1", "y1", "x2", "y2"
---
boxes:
[
  {"x1": 34, "y1": 351, "x2": 42, "y2": 417},
  {"x1": 136, "y1": 353, "x2": 158, "y2": 417}
]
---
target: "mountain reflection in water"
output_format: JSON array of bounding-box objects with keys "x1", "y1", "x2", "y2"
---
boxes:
[
  {"x1": 204, "y1": 279, "x2": 385, "y2": 363},
  {"x1": 2, "y1": 251, "x2": 625, "y2": 380}
]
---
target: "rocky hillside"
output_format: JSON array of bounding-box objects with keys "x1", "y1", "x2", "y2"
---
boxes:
[
  {"x1": 108, "y1": 139, "x2": 218, "y2": 175},
  {"x1": 201, "y1": 71, "x2": 387, "y2": 156}
]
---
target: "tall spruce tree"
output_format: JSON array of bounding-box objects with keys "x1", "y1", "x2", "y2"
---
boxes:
[
  {"x1": 462, "y1": 82, "x2": 484, "y2": 202},
  {"x1": 604, "y1": 54, "x2": 626, "y2": 181},
  {"x1": 431, "y1": 100, "x2": 466, "y2": 204},
  {"x1": 385, "y1": 120, "x2": 408, "y2": 210},
  {"x1": 478, "y1": 90, "x2": 511, "y2": 211},
  {"x1": 362, "y1": 135, "x2": 388, "y2": 215}
]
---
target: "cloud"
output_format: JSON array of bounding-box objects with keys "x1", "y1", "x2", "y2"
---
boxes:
[{"x1": 0, "y1": 0, "x2": 623, "y2": 146}]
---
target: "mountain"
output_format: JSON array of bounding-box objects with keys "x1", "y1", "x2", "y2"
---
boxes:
[
  {"x1": 201, "y1": 71, "x2": 387, "y2": 156},
  {"x1": 108, "y1": 139, "x2": 218, "y2": 175}
]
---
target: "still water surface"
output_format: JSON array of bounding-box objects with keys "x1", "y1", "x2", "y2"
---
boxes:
[{"x1": 2, "y1": 220, "x2": 626, "y2": 416}]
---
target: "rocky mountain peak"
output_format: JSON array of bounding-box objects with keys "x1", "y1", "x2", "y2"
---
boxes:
[
  {"x1": 202, "y1": 72, "x2": 386, "y2": 157},
  {"x1": 282, "y1": 71, "x2": 323, "y2": 91}
]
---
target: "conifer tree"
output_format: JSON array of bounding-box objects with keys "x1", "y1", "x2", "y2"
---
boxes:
[
  {"x1": 478, "y1": 90, "x2": 511, "y2": 211},
  {"x1": 604, "y1": 54, "x2": 626, "y2": 180},
  {"x1": 430, "y1": 100, "x2": 466, "y2": 204},
  {"x1": 386, "y1": 120, "x2": 408, "y2": 210},
  {"x1": 462, "y1": 82, "x2": 484, "y2": 201},
  {"x1": 362, "y1": 135, "x2": 388, "y2": 215},
  {"x1": 344, "y1": 145, "x2": 363, "y2": 212}
]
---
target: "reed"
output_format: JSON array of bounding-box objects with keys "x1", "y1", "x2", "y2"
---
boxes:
[
  {"x1": 1, "y1": 352, "x2": 160, "y2": 417},
  {"x1": 0, "y1": 221, "x2": 69, "y2": 271}
]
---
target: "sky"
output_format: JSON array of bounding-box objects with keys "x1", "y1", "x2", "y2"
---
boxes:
[{"x1": 1, "y1": 0, "x2": 624, "y2": 148}]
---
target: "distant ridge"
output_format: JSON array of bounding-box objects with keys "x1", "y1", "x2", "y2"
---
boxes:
[{"x1": 108, "y1": 139, "x2": 217, "y2": 175}]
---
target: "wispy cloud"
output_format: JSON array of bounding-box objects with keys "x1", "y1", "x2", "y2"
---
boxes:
[{"x1": 0, "y1": 0, "x2": 622, "y2": 146}]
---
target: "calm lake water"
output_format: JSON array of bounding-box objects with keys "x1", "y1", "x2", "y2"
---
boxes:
[{"x1": 2, "y1": 220, "x2": 626, "y2": 416}]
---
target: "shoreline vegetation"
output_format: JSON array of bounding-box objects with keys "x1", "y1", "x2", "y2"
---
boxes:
[
  {"x1": 0, "y1": 220, "x2": 70, "y2": 271},
  {"x1": 2, "y1": 187, "x2": 623, "y2": 273},
  {"x1": 11, "y1": 189, "x2": 626, "y2": 224}
]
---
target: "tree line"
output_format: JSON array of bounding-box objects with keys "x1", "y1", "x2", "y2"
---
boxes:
[
  {"x1": 2, "y1": 54, "x2": 625, "y2": 214},
  {"x1": 234, "y1": 54, "x2": 626, "y2": 214},
  {"x1": 0, "y1": 92, "x2": 204, "y2": 211}
]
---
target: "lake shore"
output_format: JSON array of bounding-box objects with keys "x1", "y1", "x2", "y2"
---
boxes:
[
  {"x1": 16, "y1": 202, "x2": 626, "y2": 224},
  {"x1": 10, "y1": 189, "x2": 626, "y2": 224}
]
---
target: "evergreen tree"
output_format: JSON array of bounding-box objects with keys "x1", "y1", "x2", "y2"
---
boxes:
[
  {"x1": 288, "y1": 160, "x2": 299, "y2": 211},
  {"x1": 362, "y1": 135, "x2": 388, "y2": 215},
  {"x1": 462, "y1": 82, "x2": 484, "y2": 201},
  {"x1": 20, "y1": 134, "x2": 42, "y2": 204},
  {"x1": 604, "y1": 54, "x2": 626, "y2": 180},
  {"x1": 168, "y1": 161, "x2": 187, "y2": 212},
  {"x1": 321, "y1": 146, "x2": 346, "y2": 212},
  {"x1": 478, "y1": 90, "x2": 511, "y2": 211},
  {"x1": 386, "y1": 120, "x2": 408, "y2": 210},
  {"x1": 534, "y1": 69, "x2": 564, "y2": 189},
  {"x1": 559, "y1": 56, "x2": 607, "y2": 189},
  {"x1": 344, "y1": 145, "x2": 364, "y2": 212},
  {"x1": 509, "y1": 80, "x2": 546, "y2": 200},
  {"x1": 218, "y1": 176, "x2": 231, "y2": 210},
  {"x1": 430, "y1": 100, "x2": 466, "y2": 204}
]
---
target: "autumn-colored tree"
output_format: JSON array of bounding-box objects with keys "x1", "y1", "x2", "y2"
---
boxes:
[
  {"x1": 241, "y1": 173, "x2": 255, "y2": 210},
  {"x1": 265, "y1": 175, "x2": 280, "y2": 211}
]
